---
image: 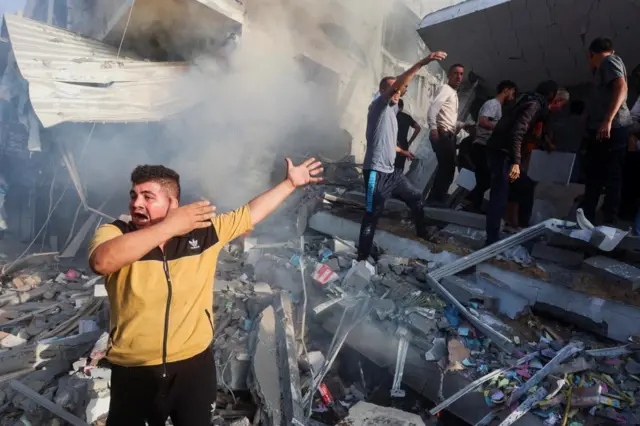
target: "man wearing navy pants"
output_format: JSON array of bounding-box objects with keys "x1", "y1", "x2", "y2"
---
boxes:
[{"x1": 357, "y1": 51, "x2": 447, "y2": 261}]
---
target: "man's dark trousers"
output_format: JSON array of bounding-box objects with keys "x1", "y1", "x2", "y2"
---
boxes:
[
  {"x1": 486, "y1": 149, "x2": 511, "y2": 245},
  {"x1": 469, "y1": 143, "x2": 491, "y2": 211},
  {"x1": 358, "y1": 169, "x2": 426, "y2": 260},
  {"x1": 428, "y1": 130, "x2": 457, "y2": 203},
  {"x1": 106, "y1": 348, "x2": 216, "y2": 426},
  {"x1": 580, "y1": 127, "x2": 629, "y2": 224}
]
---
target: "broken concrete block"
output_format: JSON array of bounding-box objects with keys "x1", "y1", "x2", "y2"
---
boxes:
[
  {"x1": 93, "y1": 284, "x2": 107, "y2": 297},
  {"x1": 323, "y1": 258, "x2": 340, "y2": 272},
  {"x1": 373, "y1": 298, "x2": 395, "y2": 321},
  {"x1": 441, "y1": 224, "x2": 486, "y2": 249},
  {"x1": 244, "y1": 237, "x2": 258, "y2": 252},
  {"x1": 473, "y1": 274, "x2": 531, "y2": 319},
  {"x1": 0, "y1": 333, "x2": 26, "y2": 348},
  {"x1": 342, "y1": 261, "x2": 372, "y2": 292},
  {"x1": 406, "y1": 313, "x2": 436, "y2": 337},
  {"x1": 86, "y1": 396, "x2": 110, "y2": 424},
  {"x1": 245, "y1": 249, "x2": 263, "y2": 266},
  {"x1": 253, "y1": 282, "x2": 272, "y2": 294},
  {"x1": 342, "y1": 401, "x2": 426, "y2": 425},
  {"x1": 582, "y1": 256, "x2": 640, "y2": 290},
  {"x1": 330, "y1": 238, "x2": 356, "y2": 253},
  {"x1": 532, "y1": 243, "x2": 584, "y2": 267},
  {"x1": 220, "y1": 346, "x2": 251, "y2": 391},
  {"x1": 301, "y1": 351, "x2": 325, "y2": 374},
  {"x1": 424, "y1": 207, "x2": 486, "y2": 229},
  {"x1": 441, "y1": 276, "x2": 496, "y2": 310},
  {"x1": 424, "y1": 338, "x2": 447, "y2": 362}
]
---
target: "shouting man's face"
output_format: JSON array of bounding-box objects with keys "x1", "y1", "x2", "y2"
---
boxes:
[{"x1": 129, "y1": 181, "x2": 178, "y2": 228}]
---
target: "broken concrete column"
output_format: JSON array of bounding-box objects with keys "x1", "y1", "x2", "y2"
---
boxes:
[
  {"x1": 424, "y1": 207, "x2": 486, "y2": 229},
  {"x1": 582, "y1": 256, "x2": 640, "y2": 291},
  {"x1": 250, "y1": 305, "x2": 282, "y2": 426},
  {"x1": 273, "y1": 293, "x2": 304, "y2": 425},
  {"x1": 441, "y1": 224, "x2": 486, "y2": 249},
  {"x1": 440, "y1": 276, "x2": 497, "y2": 310},
  {"x1": 531, "y1": 243, "x2": 584, "y2": 267}
]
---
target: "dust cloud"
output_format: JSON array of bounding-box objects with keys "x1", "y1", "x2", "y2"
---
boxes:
[{"x1": 73, "y1": 0, "x2": 390, "y2": 213}]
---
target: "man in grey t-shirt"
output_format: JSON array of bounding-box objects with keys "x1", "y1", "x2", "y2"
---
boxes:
[
  {"x1": 357, "y1": 51, "x2": 447, "y2": 261},
  {"x1": 581, "y1": 37, "x2": 632, "y2": 224}
]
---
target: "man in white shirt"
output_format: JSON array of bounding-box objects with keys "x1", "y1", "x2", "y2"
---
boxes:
[
  {"x1": 469, "y1": 80, "x2": 518, "y2": 212},
  {"x1": 426, "y1": 63, "x2": 467, "y2": 205}
]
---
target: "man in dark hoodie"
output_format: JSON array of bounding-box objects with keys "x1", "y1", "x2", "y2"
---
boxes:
[{"x1": 484, "y1": 80, "x2": 559, "y2": 245}]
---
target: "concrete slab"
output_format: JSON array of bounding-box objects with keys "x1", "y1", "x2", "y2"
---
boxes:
[
  {"x1": 531, "y1": 243, "x2": 585, "y2": 267},
  {"x1": 250, "y1": 305, "x2": 282, "y2": 425},
  {"x1": 477, "y1": 264, "x2": 640, "y2": 342},
  {"x1": 582, "y1": 256, "x2": 640, "y2": 291},
  {"x1": 441, "y1": 224, "x2": 486, "y2": 249},
  {"x1": 441, "y1": 275, "x2": 497, "y2": 310},
  {"x1": 309, "y1": 211, "x2": 445, "y2": 261},
  {"x1": 425, "y1": 208, "x2": 486, "y2": 229},
  {"x1": 272, "y1": 294, "x2": 304, "y2": 425},
  {"x1": 473, "y1": 274, "x2": 532, "y2": 319}
]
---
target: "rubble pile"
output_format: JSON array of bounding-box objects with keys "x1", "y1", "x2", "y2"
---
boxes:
[{"x1": 2, "y1": 180, "x2": 640, "y2": 426}]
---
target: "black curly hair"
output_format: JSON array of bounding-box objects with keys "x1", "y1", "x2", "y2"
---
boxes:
[{"x1": 131, "y1": 165, "x2": 181, "y2": 200}]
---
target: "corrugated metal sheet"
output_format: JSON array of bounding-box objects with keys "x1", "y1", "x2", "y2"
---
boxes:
[{"x1": 3, "y1": 14, "x2": 193, "y2": 127}]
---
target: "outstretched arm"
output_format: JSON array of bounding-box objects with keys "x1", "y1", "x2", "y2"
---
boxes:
[{"x1": 248, "y1": 158, "x2": 323, "y2": 226}]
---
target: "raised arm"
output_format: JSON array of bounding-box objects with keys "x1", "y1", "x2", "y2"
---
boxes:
[
  {"x1": 89, "y1": 201, "x2": 216, "y2": 275},
  {"x1": 381, "y1": 51, "x2": 447, "y2": 100},
  {"x1": 248, "y1": 158, "x2": 323, "y2": 226}
]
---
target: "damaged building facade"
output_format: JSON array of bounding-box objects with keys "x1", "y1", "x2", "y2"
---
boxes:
[{"x1": 0, "y1": 0, "x2": 456, "y2": 248}]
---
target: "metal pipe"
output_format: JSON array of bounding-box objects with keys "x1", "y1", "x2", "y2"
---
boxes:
[
  {"x1": 430, "y1": 220, "x2": 554, "y2": 281},
  {"x1": 425, "y1": 275, "x2": 514, "y2": 351}
]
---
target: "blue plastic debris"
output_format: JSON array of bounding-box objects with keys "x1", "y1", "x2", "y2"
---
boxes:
[
  {"x1": 289, "y1": 255, "x2": 301, "y2": 267},
  {"x1": 462, "y1": 358, "x2": 476, "y2": 367},
  {"x1": 444, "y1": 305, "x2": 460, "y2": 328},
  {"x1": 319, "y1": 248, "x2": 333, "y2": 261},
  {"x1": 458, "y1": 327, "x2": 470, "y2": 337}
]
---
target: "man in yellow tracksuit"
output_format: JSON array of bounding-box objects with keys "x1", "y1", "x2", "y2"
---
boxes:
[{"x1": 89, "y1": 158, "x2": 323, "y2": 426}]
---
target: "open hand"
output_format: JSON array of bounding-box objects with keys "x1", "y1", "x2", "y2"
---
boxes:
[
  {"x1": 285, "y1": 157, "x2": 324, "y2": 188},
  {"x1": 422, "y1": 51, "x2": 447, "y2": 65},
  {"x1": 509, "y1": 164, "x2": 520, "y2": 181},
  {"x1": 162, "y1": 201, "x2": 216, "y2": 236},
  {"x1": 597, "y1": 119, "x2": 612, "y2": 140}
]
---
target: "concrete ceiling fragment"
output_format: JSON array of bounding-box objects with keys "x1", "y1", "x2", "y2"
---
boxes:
[
  {"x1": 3, "y1": 14, "x2": 194, "y2": 128},
  {"x1": 418, "y1": 0, "x2": 640, "y2": 91}
]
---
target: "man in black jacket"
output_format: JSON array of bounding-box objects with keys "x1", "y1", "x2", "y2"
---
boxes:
[{"x1": 484, "y1": 80, "x2": 559, "y2": 245}]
